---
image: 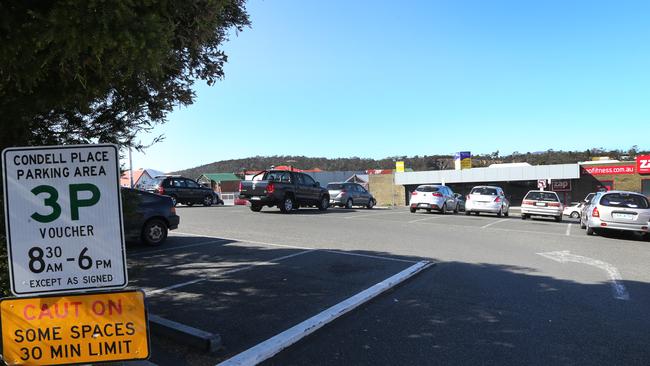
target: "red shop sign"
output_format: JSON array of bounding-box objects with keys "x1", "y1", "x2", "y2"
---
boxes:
[
  {"x1": 637, "y1": 155, "x2": 650, "y2": 175},
  {"x1": 582, "y1": 165, "x2": 636, "y2": 176}
]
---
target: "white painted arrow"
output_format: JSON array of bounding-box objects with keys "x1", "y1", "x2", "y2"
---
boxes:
[{"x1": 537, "y1": 250, "x2": 630, "y2": 301}]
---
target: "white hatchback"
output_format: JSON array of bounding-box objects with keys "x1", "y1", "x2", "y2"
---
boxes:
[
  {"x1": 464, "y1": 186, "x2": 509, "y2": 217},
  {"x1": 409, "y1": 185, "x2": 459, "y2": 214}
]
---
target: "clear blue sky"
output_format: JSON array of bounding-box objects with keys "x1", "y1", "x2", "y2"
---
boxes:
[{"x1": 127, "y1": 0, "x2": 650, "y2": 172}]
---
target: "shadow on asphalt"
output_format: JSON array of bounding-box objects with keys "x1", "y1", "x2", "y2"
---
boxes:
[
  {"x1": 127, "y1": 234, "x2": 650, "y2": 366},
  {"x1": 257, "y1": 208, "x2": 371, "y2": 215},
  {"x1": 265, "y1": 261, "x2": 650, "y2": 366}
]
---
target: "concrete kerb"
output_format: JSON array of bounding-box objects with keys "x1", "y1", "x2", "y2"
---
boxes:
[{"x1": 149, "y1": 314, "x2": 222, "y2": 354}]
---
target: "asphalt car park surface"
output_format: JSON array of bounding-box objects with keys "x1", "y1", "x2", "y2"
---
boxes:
[{"x1": 126, "y1": 205, "x2": 650, "y2": 366}]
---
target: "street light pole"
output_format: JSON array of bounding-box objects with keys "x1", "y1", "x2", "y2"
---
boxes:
[{"x1": 129, "y1": 147, "x2": 134, "y2": 188}]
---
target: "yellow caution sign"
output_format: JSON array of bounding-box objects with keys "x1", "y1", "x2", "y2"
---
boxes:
[
  {"x1": 1, "y1": 290, "x2": 149, "y2": 366},
  {"x1": 395, "y1": 161, "x2": 405, "y2": 173}
]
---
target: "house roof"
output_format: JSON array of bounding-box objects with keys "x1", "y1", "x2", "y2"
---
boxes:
[
  {"x1": 199, "y1": 173, "x2": 241, "y2": 182},
  {"x1": 120, "y1": 169, "x2": 146, "y2": 187}
]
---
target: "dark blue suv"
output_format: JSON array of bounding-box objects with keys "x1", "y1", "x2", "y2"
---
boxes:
[{"x1": 122, "y1": 188, "x2": 180, "y2": 246}]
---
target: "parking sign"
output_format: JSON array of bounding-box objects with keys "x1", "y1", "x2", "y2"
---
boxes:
[{"x1": 2, "y1": 144, "x2": 127, "y2": 296}]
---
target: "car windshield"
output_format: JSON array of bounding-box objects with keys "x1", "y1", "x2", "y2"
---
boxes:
[
  {"x1": 327, "y1": 184, "x2": 344, "y2": 190},
  {"x1": 600, "y1": 193, "x2": 649, "y2": 209},
  {"x1": 416, "y1": 186, "x2": 439, "y2": 192},
  {"x1": 471, "y1": 187, "x2": 497, "y2": 195},
  {"x1": 151, "y1": 178, "x2": 165, "y2": 186},
  {"x1": 525, "y1": 192, "x2": 559, "y2": 202}
]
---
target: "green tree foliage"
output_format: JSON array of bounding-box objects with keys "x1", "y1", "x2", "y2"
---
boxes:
[
  {"x1": 0, "y1": 0, "x2": 250, "y2": 295},
  {"x1": 0, "y1": 0, "x2": 249, "y2": 149},
  {"x1": 173, "y1": 147, "x2": 649, "y2": 178}
]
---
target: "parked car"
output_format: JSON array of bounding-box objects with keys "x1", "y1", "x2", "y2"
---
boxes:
[
  {"x1": 409, "y1": 185, "x2": 459, "y2": 214},
  {"x1": 147, "y1": 175, "x2": 218, "y2": 207},
  {"x1": 464, "y1": 186, "x2": 509, "y2": 217},
  {"x1": 583, "y1": 192, "x2": 596, "y2": 204},
  {"x1": 327, "y1": 182, "x2": 376, "y2": 209},
  {"x1": 580, "y1": 190, "x2": 650, "y2": 237},
  {"x1": 239, "y1": 170, "x2": 330, "y2": 213},
  {"x1": 454, "y1": 193, "x2": 466, "y2": 212},
  {"x1": 122, "y1": 188, "x2": 179, "y2": 246},
  {"x1": 521, "y1": 190, "x2": 563, "y2": 222},
  {"x1": 579, "y1": 193, "x2": 597, "y2": 221},
  {"x1": 563, "y1": 202, "x2": 584, "y2": 219},
  {"x1": 200, "y1": 183, "x2": 225, "y2": 205}
]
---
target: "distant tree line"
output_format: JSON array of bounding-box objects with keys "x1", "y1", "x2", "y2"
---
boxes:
[{"x1": 172, "y1": 146, "x2": 647, "y2": 177}]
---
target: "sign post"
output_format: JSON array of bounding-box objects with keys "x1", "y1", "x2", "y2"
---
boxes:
[
  {"x1": 395, "y1": 161, "x2": 405, "y2": 173},
  {"x1": 2, "y1": 144, "x2": 149, "y2": 365},
  {"x1": 2, "y1": 144, "x2": 127, "y2": 296}
]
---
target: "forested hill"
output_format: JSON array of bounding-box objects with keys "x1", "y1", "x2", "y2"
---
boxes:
[{"x1": 171, "y1": 147, "x2": 646, "y2": 178}]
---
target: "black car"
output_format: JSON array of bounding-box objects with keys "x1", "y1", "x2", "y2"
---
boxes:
[
  {"x1": 122, "y1": 188, "x2": 180, "y2": 246},
  {"x1": 239, "y1": 170, "x2": 330, "y2": 213},
  {"x1": 147, "y1": 175, "x2": 218, "y2": 207}
]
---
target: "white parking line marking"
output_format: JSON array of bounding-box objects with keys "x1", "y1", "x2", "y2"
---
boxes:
[
  {"x1": 171, "y1": 231, "x2": 313, "y2": 250},
  {"x1": 408, "y1": 215, "x2": 444, "y2": 224},
  {"x1": 343, "y1": 210, "x2": 409, "y2": 219},
  {"x1": 146, "y1": 249, "x2": 317, "y2": 296},
  {"x1": 322, "y1": 250, "x2": 417, "y2": 264},
  {"x1": 537, "y1": 250, "x2": 630, "y2": 300},
  {"x1": 216, "y1": 260, "x2": 432, "y2": 366},
  {"x1": 171, "y1": 232, "x2": 414, "y2": 263},
  {"x1": 481, "y1": 218, "x2": 509, "y2": 229},
  {"x1": 565, "y1": 223, "x2": 572, "y2": 236},
  {"x1": 130, "y1": 239, "x2": 231, "y2": 257}
]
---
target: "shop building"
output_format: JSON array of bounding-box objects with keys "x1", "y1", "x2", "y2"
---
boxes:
[{"x1": 388, "y1": 156, "x2": 650, "y2": 206}]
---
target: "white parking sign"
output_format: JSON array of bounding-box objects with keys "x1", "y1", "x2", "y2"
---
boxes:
[{"x1": 2, "y1": 144, "x2": 127, "y2": 296}]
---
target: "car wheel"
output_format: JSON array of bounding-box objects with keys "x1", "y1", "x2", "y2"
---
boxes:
[
  {"x1": 410, "y1": 207, "x2": 416, "y2": 213},
  {"x1": 203, "y1": 195, "x2": 213, "y2": 207},
  {"x1": 318, "y1": 196, "x2": 329, "y2": 211},
  {"x1": 426, "y1": 208, "x2": 431, "y2": 213},
  {"x1": 250, "y1": 204, "x2": 262, "y2": 212},
  {"x1": 555, "y1": 215, "x2": 562, "y2": 223},
  {"x1": 465, "y1": 210, "x2": 471, "y2": 216},
  {"x1": 186, "y1": 202, "x2": 194, "y2": 207},
  {"x1": 475, "y1": 211, "x2": 480, "y2": 216},
  {"x1": 142, "y1": 219, "x2": 168, "y2": 246},
  {"x1": 440, "y1": 203, "x2": 447, "y2": 215},
  {"x1": 345, "y1": 199, "x2": 353, "y2": 209},
  {"x1": 366, "y1": 199, "x2": 375, "y2": 209},
  {"x1": 453, "y1": 203, "x2": 458, "y2": 214},
  {"x1": 570, "y1": 212, "x2": 580, "y2": 219},
  {"x1": 169, "y1": 195, "x2": 178, "y2": 207},
  {"x1": 279, "y1": 196, "x2": 294, "y2": 213},
  {"x1": 521, "y1": 214, "x2": 527, "y2": 220},
  {"x1": 504, "y1": 208, "x2": 509, "y2": 217},
  {"x1": 580, "y1": 219, "x2": 586, "y2": 229},
  {"x1": 586, "y1": 226, "x2": 595, "y2": 235},
  {"x1": 497, "y1": 207, "x2": 502, "y2": 217}
]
